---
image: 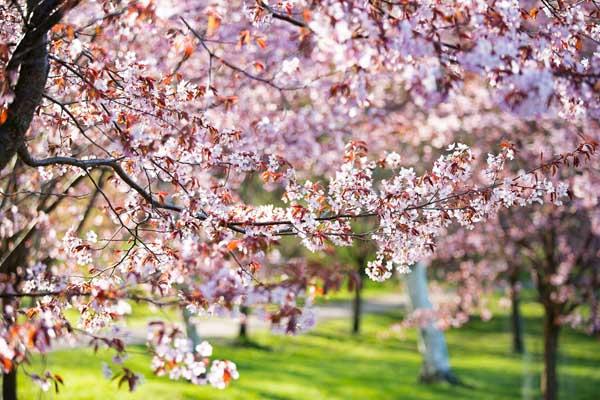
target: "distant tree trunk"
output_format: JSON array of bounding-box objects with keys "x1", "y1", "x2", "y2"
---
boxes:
[
  {"x1": 239, "y1": 306, "x2": 249, "y2": 340},
  {"x1": 352, "y1": 264, "x2": 364, "y2": 335},
  {"x1": 2, "y1": 367, "x2": 17, "y2": 400},
  {"x1": 406, "y1": 262, "x2": 458, "y2": 384},
  {"x1": 509, "y1": 275, "x2": 525, "y2": 354},
  {"x1": 2, "y1": 292, "x2": 17, "y2": 400},
  {"x1": 541, "y1": 305, "x2": 560, "y2": 400},
  {"x1": 182, "y1": 308, "x2": 201, "y2": 351},
  {"x1": 1, "y1": 294, "x2": 17, "y2": 400}
]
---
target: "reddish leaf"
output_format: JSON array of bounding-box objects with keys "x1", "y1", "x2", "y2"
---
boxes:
[
  {"x1": 0, "y1": 108, "x2": 7, "y2": 125},
  {"x1": 255, "y1": 36, "x2": 267, "y2": 49},
  {"x1": 207, "y1": 14, "x2": 221, "y2": 37}
]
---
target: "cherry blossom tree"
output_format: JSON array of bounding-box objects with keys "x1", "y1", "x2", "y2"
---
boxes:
[
  {"x1": 348, "y1": 47, "x2": 600, "y2": 397},
  {"x1": 436, "y1": 168, "x2": 600, "y2": 400},
  {"x1": 418, "y1": 110, "x2": 600, "y2": 400},
  {"x1": 0, "y1": 1, "x2": 599, "y2": 399}
]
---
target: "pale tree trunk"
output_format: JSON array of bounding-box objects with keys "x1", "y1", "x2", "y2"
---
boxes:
[
  {"x1": 182, "y1": 308, "x2": 201, "y2": 351},
  {"x1": 541, "y1": 305, "x2": 560, "y2": 400},
  {"x1": 406, "y1": 262, "x2": 459, "y2": 384}
]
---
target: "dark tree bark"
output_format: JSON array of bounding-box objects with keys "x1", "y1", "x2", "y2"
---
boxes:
[
  {"x1": 2, "y1": 364, "x2": 17, "y2": 400},
  {"x1": 2, "y1": 287, "x2": 18, "y2": 400},
  {"x1": 239, "y1": 306, "x2": 249, "y2": 340},
  {"x1": 0, "y1": 0, "x2": 71, "y2": 171},
  {"x1": 509, "y1": 275, "x2": 525, "y2": 354},
  {"x1": 351, "y1": 264, "x2": 364, "y2": 335},
  {"x1": 541, "y1": 305, "x2": 560, "y2": 400},
  {"x1": 1, "y1": 232, "x2": 29, "y2": 400}
]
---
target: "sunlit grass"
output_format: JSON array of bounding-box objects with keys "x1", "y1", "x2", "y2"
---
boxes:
[{"x1": 18, "y1": 299, "x2": 600, "y2": 400}]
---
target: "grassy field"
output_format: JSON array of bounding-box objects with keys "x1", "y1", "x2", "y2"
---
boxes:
[{"x1": 17, "y1": 300, "x2": 600, "y2": 400}]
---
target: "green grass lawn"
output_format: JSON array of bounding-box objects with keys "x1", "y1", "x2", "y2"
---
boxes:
[{"x1": 17, "y1": 300, "x2": 600, "y2": 400}]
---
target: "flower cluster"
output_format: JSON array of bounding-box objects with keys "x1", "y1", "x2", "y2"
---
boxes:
[{"x1": 147, "y1": 322, "x2": 238, "y2": 388}]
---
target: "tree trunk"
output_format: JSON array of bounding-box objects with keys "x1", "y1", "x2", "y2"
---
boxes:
[
  {"x1": 182, "y1": 308, "x2": 201, "y2": 351},
  {"x1": 2, "y1": 293, "x2": 17, "y2": 400},
  {"x1": 1, "y1": 296, "x2": 17, "y2": 400},
  {"x1": 1, "y1": 230, "x2": 29, "y2": 400},
  {"x1": 510, "y1": 278, "x2": 525, "y2": 354},
  {"x1": 0, "y1": 0, "x2": 67, "y2": 171},
  {"x1": 541, "y1": 306, "x2": 560, "y2": 400},
  {"x1": 2, "y1": 368, "x2": 17, "y2": 400},
  {"x1": 406, "y1": 262, "x2": 458, "y2": 384},
  {"x1": 351, "y1": 264, "x2": 364, "y2": 335},
  {"x1": 239, "y1": 306, "x2": 249, "y2": 340}
]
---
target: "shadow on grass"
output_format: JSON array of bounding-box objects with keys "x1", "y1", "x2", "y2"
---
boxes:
[
  {"x1": 231, "y1": 338, "x2": 273, "y2": 351},
  {"x1": 18, "y1": 306, "x2": 600, "y2": 400}
]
